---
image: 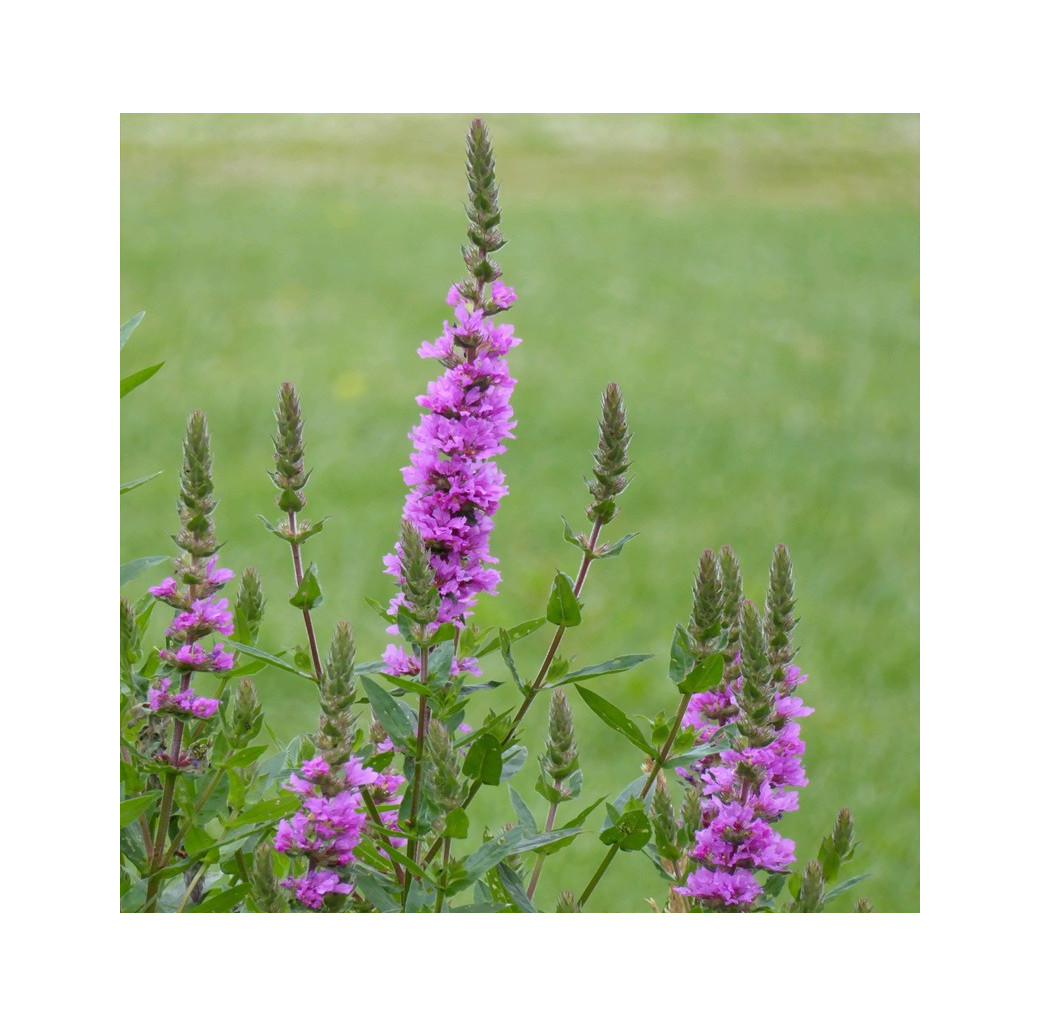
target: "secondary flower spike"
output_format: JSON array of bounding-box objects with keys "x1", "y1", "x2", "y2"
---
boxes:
[{"x1": 383, "y1": 119, "x2": 521, "y2": 677}]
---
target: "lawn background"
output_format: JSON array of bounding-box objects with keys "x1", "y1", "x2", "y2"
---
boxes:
[{"x1": 120, "y1": 113, "x2": 919, "y2": 912}]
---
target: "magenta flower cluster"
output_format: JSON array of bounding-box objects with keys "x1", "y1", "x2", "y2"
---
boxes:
[
  {"x1": 150, "y1": 556, "x2": 237, "y2": 677},
  {"x1": 383, "y1": 282, "x2": 521, "y2": 677},
  {"x1": 147, "y1": 677, "x2": 219, "y2": 719},
  {"x1": 275, "y1": 755, "x2": 406, "y2": 910},
  {"x1": 677, "y1": 662, "x2": 813, "y2": 908},
  {"x1": 147, "y1": 555, "x2": 236, "y2": 710}
]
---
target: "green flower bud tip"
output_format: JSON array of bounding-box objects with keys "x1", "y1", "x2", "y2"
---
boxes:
[
  {"x1": 176, "y1": 411, "x2": 219, "y2": 557},
  {"x1": 555, "y1": 890, "x2": 580, "y2": 913},
  {"x1": 230, "y1": 679, "x2": 262, "y2": 744},
  {"x1": 650, "y1": 776, "x2": 678, "y2": 849},
  {"x1": 251, "y1": 842, "x2": 286, "y2": 912},
  {"x1": 459, "y1": 118, "x2": 505, "y2": 303},
  {"x1": 272, "y1": 382, "x2": 310, "y2": 511},
  {"x1": 719, "y1": 545, "x2": 743, "y2": 664},
  {"x1": 120, "y1": 597, "x2": 139, "y2": 658},
  {"x1": 689, "y1": 549, "x2": 724, "y2": 656},
  {"x1": 832, "y1": 807, "x2": 855, "y2": 858},
  {"x1": 586, "y1": 382, "x2": 632, "y2": 525},
  {"x1": 766, "y1": 543, "x2": 797, "y2": 673},
  {"x1": 855, "y1": 897, "x2": 873, "y2": 913},
  {"x1": 736, "y1": 600, "x2": 773, "y2": 725},
  {"x1": 234, "y1": 567, "x2": 265, "y2": 642},
  {"x1": 317, "y1": 622, "x2": 358, "y2": 765},
  {"x1": 541, "y1": 690, "x2": 578, "y2": 782},
  {"x1": 427, "y1": 719, "x2": 464, "y2": 811},
  {"x1": 399, "y1": 521, "x2": 441, "y2": 626},
  {"x1": 795, "y1": 859, "x2": 825, "y2": 913}
]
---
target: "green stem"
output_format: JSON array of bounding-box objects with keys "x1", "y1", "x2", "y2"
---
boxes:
[
  {"x1": 402, "y1": 646, "x2": 431, "y2": 907},
  {"x1": 435, "y1": 838, "x2": 452, "y2": 913},
  {"x1": 526, "y1": 800, "x2": 559, "y2": 900},
  {"x1": 361, "y1": 785, "x2": 405, "y2": 888},
  {"x1": 288, "y1": 510, "x2": 323, "y2": 680},
  {"x1": 577, "y1": 691, "x2": 691, "y2": 910},
  {"x1": 422, "y1": 518, "x2": 604, "y2": 869},
  {"x1": 145, "y1": 714, "x2": 186, "y2": 912}
]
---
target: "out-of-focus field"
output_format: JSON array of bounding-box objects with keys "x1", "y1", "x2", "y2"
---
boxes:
[{"x1": 121, "y1": 113, "x2": 919, "y2": 912}]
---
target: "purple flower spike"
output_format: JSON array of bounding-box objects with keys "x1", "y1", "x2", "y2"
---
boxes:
[{"x1": 383, "y1": 283, "x2": 521, "y2": 675}]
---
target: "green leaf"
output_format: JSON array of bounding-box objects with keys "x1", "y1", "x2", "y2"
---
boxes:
[
  {"x1": 185, "y1": 882, "x2": 251, "y2": 913},
  {"x1": 822, "y1": 873, "x2": 871, "y2": 905},
  {"x1": 599, "y1": 808, "x2": 652, "y2": 851},
  {"x1": 496, "y1": 863, "x2": 538, "y2": 912},
  {"x1": 678, "y1": 652, "x2": 725, "y2": 695},
  {"x1": 120, "y1": 471, "x2": 163, "y2": 495},
  {"x1": 359, "y1": 675, "x2": 416, "y2": 750},
  {"x1": 288, "y1": 563, "x2": 323, "y2": 611},
  {"x1": 120, "y1": 311, "x2": 145, "y2": 349},
  {"x1": 509, "y1": 786, "x2": 538, "y2": 835},
  {"x1": 221, "y1": 744, "x2": 269, "y2": 770},
  {"x1": 500, "y1": 744, "x2": 528, "y2": 781},
  {"x1": 427, "y1": 639, "x2": 455, "y2": 688},
  {"x1": 224, "y1": 793, "x2": 297, "y2": 828},
  {"x1": 545, "y1": 572, "x2": 582, "y2": 627},
  {"x1": 561, "y1": 516, "x2": 586, "y2": 549},
  {"x1": 596, "y1": 532, "x2": 639, "y2": 559},
  {"x1": 365, "y1": 596, "x2": 396, "y2": 624},
  {"x1": 443, "y1": 807, "x2": 470, "y2": 839},
  {"x1": 536, "y1": 796, "x2": 605, "y2": 855},
  {"x1": 461, "y1": 734, "x2": 503, "y2": 785},
  {"x1": 574, "y1": 685, "x2": 657, "y2": 757},
  {"x1": 474, "y1": 617, "x2": 546, "y2": 658},
  {"x1": 499, "y1": 628, "x2": 523, "y2": 688},
  {"x1": 120, "y1": 361, "x2": 165, "y2": 398},
  {"x1": 351, "y1": 865, "x2": 401, "y2": 913},
  {"x1": 377, "y1": 672, "x2": 433, "y2": 698},
  {"x1": 507, "y1": 827, "x2": 583, "y2": 855},
  {"x1": 120, "y1": 555, "x2": 169, "y2": 587},
  {"x1": 224, "y1": 641, "x2": 317, "y2": 682},
  {"x1": 552, "y1": 653, "x2": 654, "y2": 688},
  {"x1": 120, "y1": 791, "x2": 161, "y2": 827},
  {"x1": 668, "y1": 624, "x2": 694, "y2": 684}
]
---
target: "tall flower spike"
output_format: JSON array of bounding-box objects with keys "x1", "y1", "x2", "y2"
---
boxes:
[
  {"x1": 383, "y1": 119, "x2": 521, "y2": 677},
  {"x1": 719, "y1": 545, "x2": 743, "y2": 682},
  {"x1": 539, "y1": 690, "x2": 579, "y2": 799},
  {"x1": 586, "y1": 382, "x2": 632, "y2": 525}
]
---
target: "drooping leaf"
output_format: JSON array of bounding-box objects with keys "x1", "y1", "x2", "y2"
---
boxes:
[
  {"x1": 365, "y1": 596, "x2": 395, "y2": 624},
  {"x1": 574, "y1": 685, "x2": 657, "y2": 757},
  {"x1": 496, "y1": 863, "x2": 538, "y2": 912},
  {"x1": 822, "y1": 873, "x2": 871, "y2": 905},
  {"x1": 499, "y1": 628, "x2": 523, "y2": 688},
  {"x1": 120, "y1": 555, "x2": 169, "y2": 587},
  {"x1": 499, "y1": 744, "x2": 528, "y2": 780},
  {"x1": 120, "y1": 362, "x2": 165, "y2": 398},
  {"x1": 509, "y1": 786, "x2": 538, "y2": 835},
  {"x1": 545, "y1": 572, "x2": 582, "y2": 627}
]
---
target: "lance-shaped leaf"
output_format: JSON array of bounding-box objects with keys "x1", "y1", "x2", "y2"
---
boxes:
[
  {"x1": 359, "y1": 675, "x2": 416, "y2": 751},
  {"x1": 499, "y1": 628, "x2": 523, "y2": 688},
  {"x1": 474, "y1": 617, "x2": 546, "y2": 658},
  {"x1": 120, "y1": 471, "x2": 163, "y2": 495},
  {"x1": 120, "y1": 311, "x2": 145, "y2": 349},
  {"x1": 549, "y1": 653, "x2": 653, "y2": 688},
  {"x1": 497, "y1": 863, "x2": 539, "y2": 912},
  {"x1": 120, "y1": 362, "x2": 165, "y2": 398},
  {"x1": 120, "y1": 555, "x2": 168, "y2": 587},
  {"x1": 669, "y1": 624, "x2": 694, "y2": 684},
  {"x1": 288, "y1": 562, "x2": 323, "y2": 611},
  {"x1": 225, "y1": 641, "x2": 316, "y2": 682},
  {"x1": 546, "y1": 572, "x2": 582, "y2": 627},
  {"x1": 574, "y1": 685, "x2": 657, "y2": 758},
  {"x1": 120, "y1": 791, "x2": 162, "y2": 828},
  {"x1": 595, "y1": 532, "x2": 639, "y2": 559}
]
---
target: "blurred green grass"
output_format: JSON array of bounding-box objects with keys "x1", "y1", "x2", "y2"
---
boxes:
[{"x1": 121, "y1": 114, "x2": 919, "y2": 912}]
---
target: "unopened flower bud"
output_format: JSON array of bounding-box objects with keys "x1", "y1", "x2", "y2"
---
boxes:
[
  {"x1": 689, "y1": 549, "x2": 724, "y2": 658},
  {"x1": 426, "y1": 719, "x2": 464, "y2": 812},
  {"x1": 271, "y1": 382, "x2": 311, "y2": 513},
  {"x1": 855, "y1": 897, "x2": 873, "y2": 913},
  {"x1": 540, "y1": 690, "x2": 578, "y2": 788},
  {"x1": 766, "y1": 544, "x2": 797, "y2": 680},
  {"x1": 317, "y1": 622, "x2": 358, "y2": 766},
  {"x1": 555, "y1": 890, "x2": 580, "y2": 913},
  {"x1": 251, "y1": 842, "x2": 287, "y2": 912},
  {"x1": 229, "y1": 678, "x2": 262, "y2": 746},
  {"x1": 792, "y1": 859, "x2": 825, "y2": 913},
  {"x1": 719, "y1": 546, "x2": 743, "y2": 679},
  {"x1": 585, "y1": 383, "x2": 632, "y2": 525},
  {"x1": 176, "y1": 410, "x2": 218, "y2": 559},
  {"x1": 234, "y1": 567, "x2": 265, "y2": 644},
  {"x1": 399, "y1": 521, "x2": 441, "y2": 627},
  {"x1": 831, "y1": 807, "x2": 855, "y2": 860}
]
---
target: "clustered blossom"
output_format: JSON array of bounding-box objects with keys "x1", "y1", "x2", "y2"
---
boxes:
[
  {"x1": 676, "y1": 662, "x2": 813, "y2": 908},
  {"x1": 275, "y1": 755, "x2": 406, "y2": 910},
  {"x1": 147, "y1": 677, "x2": 219, "y2": 719},
  {"x1": 383, "y1": 283, "x2": 521, "y2": 677},
  {"x1": 150, "y1": 555, "x2": 237, "y2": 677}
]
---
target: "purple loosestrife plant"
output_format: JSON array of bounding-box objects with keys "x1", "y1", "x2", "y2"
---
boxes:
[{"x1": 120, "y1": 117, "x2": 872, "y2": 913}]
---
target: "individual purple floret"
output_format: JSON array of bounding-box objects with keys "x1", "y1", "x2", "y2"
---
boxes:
[{"x1": 383, "y1": 283, "x2": 521, "y2": 676}]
